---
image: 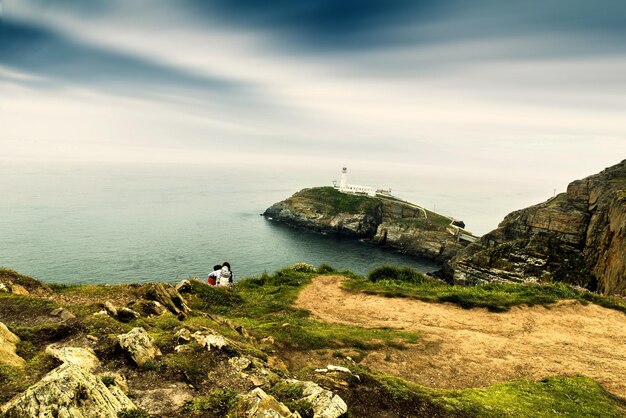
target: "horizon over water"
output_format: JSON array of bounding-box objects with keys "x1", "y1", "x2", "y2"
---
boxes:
[{"x1": 1, "y1": 160, "x2": 567, "y2": 284}]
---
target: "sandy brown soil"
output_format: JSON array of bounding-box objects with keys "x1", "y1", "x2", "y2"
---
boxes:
[{"x1": 295, "y1": 276, "x2": 626, "y2": 397}]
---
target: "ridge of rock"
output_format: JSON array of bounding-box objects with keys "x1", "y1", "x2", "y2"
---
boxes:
[{"x1": 445, "y1": 159, "x2": 626, "y2": 294}]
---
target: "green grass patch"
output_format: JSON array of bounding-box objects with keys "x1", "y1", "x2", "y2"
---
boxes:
[
  {"x1": 184, "y1": 389, "x2": 239, "y2": 417},
  {"x1": 343, "y1": 266, "x2": 626, "y2": 313},
  {"x1": 363, "y1": 370, "x2": 626, "y2": 418},
  {"x1": 191, "y1": 268, "x2": 419, "y2": 351},
  {"x1": 295, "y1": 187, "x2": 381, "y2": 216}
]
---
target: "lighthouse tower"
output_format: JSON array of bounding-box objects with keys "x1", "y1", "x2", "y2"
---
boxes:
[{"x1": 340, "y1": 167, "x2": 348, "y2": 191}]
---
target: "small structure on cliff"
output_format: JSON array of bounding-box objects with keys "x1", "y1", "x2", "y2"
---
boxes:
[{"x1": 332, "y1": 167, "x2": 392, "y2": 197}]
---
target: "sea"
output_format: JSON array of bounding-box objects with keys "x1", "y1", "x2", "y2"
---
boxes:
[{"x1": 0, "y1": 161, "x2": 560, "y2": 284}]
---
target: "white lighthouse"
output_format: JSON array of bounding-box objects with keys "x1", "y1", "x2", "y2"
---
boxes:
[{"x1": 340, "y1": 166, "x2": 348, "y2": 191}]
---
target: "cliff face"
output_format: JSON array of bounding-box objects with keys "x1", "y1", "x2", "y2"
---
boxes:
[
  {"x1": 446, "y1": 159, "x2": 626, "y2": 294},
  {"x1": 263, "y1": 187, "x2": 468, "y2": 262}
]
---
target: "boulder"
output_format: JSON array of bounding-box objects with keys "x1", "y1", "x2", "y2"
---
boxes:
[
  {"x1": 191, "y1": 331, "x2": 229, "y2": 351},
  {"x1": 0, "y1": 363, "x2": 135, "y2": 418},
  {"x1": 229, "y1": 356, "x2": 252, "y2": 372},
  {"x1": 128, "y1": 300, "x2": 166, "y2": 317},
  {"x1": 145, "y1": 283, "x2": 190, "y2": 318},
  {"x1": 102, "y1": 301, "x2": 118, "y2": 317},
  {"x1": 285, "y1": 379, "x2": 348, "y2": 418},
  {"x1": 175, "y1": 279, "x2": 193, "y2": 293},
  {"x1": 238, "y1": 388, "x2": 302, "y2": 418},
  {"x1": 116, "y1": 307, "x2": 141, "y2": 322},
  {"x1": 50, "y1": 307, "x2": 76, "y2": 321},
  {"x1": 0, "y1": 322, "x2": 25, "y2": 367},
  {"x1": 118, "y1": 327, "x2": 161, "y2": 367},
  {"x1": 45, "y1": 344, "x2": 100, "y2": 372},
  {"x1": 9, "y1": 284, "x2": 29, "y2": 296}
]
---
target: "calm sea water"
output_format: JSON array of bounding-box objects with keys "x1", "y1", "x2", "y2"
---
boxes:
[{"x1": 0, "y1": 161, "x2": 556, "y2": 284}]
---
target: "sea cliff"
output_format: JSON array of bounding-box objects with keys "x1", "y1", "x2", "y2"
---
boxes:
[
  {"x1": 263, "y1": 187, "x2": 473, "y2": 262},
  {"x1": 445, "y1": 159, "x2": 626, "y2": 294}
]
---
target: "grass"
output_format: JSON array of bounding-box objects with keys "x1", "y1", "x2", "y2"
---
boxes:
[
  {"x1": 184, "y1": 389, "x2": 239, "y2": 417},
  {"x1": 366, "y1": 370, "x2": 626, "y2": 418},
  {"x1": 344, "y1": 266, "x2": 626, "y2": 313},
  {"x1": 296, "y1": 187, "x2": 381, "y2": 216},
  {"x1": 192, "y1": 265, "x2": 419, "y2": 351}
]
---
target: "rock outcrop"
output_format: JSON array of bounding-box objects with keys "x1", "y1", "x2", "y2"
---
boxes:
[
  {"x1": 285, "y1": 379, "x2": 348, "y2": 418},
  {"x1": 264, "y1": 187, "x2": 472, "y2": 262},
  {"x1": 238, "y1": 388, "x2": 302, "y2": 418},
  {"x1": 0, "y1": 363, "x2": 135, "y2": 418},
  {"x1": 0, "y1": 322, "x2": 25, "y2": 367},
  {"x1": 118, "y1": 327, "x2": 162, "y2": 367},
  {"x1": 446, "y1": 159, "x2": 626, "y2": 294},
  {"x1": 45, "y1": 344, "x2": 100, "y2": 372}
]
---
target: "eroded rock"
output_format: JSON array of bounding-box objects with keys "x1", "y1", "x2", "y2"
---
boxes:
[
  {"x1": 118, "y1": 327, "x2": 161, "y2": 367},
  {"x1": 145, "y1": 283, "x2": 190, "y2": 318},
  {"x1": 0, "y1": 363, "x2": 135, "y2": 418},
  {"x1": 285, "y1": 379, "x2": 348, "y2": 418},
  {"x1": 238, "y1": 388, "x2": 302, "y2": 418},
  {"x1": 0, "y1": 322, "x2": 25, "y2": 367},
  {"x1": 191, "y1": 331, "x2": 229, "y2": 351},
  {"x1": 45, "y1": 344, "x2": 100, "y2": 371}
]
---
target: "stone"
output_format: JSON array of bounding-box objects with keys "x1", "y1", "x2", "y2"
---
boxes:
[
  {"x1": 229, "y1": 356, "x2": 252, "y2": 372},
  {"x1": 261, "y1": 336, "x2": 275, "y2": 344},
  {"x1": 326, "y1": 365, "x2": 351, "y2": 374},
  {"x1": 117, "y1": 307, "x2": 140, "y2": 322},
  {"x1": 129, "y1": 300, "x2": 166, "y2": 317},
  {"x1": 285, "y1": 379, "x2": 348, "y2": 418},
  {"x1": 0, "y1": 363, "x2": 135, "y2": 418},
  {"x1": 175, "y1": 328, "x2": 192, "y2": 344},
  {"x1": 102, "y1": 301, "x2": 118, "y2": 317},
  {"x1": 144, "y1": 283, "x2": 190, "y2": 318},
  {"x1": 0, "y1": 283, "x2": 9, "y2": 292},
  {"x1": 238, "y1": 388, "x2": 302, "y2": 418},
  {"x1": 45, "y1": 344, "x2": 100, "y2": 371},
  {"x1": 87, "y1": 335, "x2": 99, "y2": 342},
  {"x1": 249, "y1": 375, "x2": 269, "y2": 387},
  {"x1": 0, "y1": 322, "x2": 25, "y2": 367},
  {"x1": 9, "y1": 284, "x2": 29, "y2": 296},
  {"x1": 175, "y1": 279, "x2": 193, "y2": 293},
  {"x1": 118, "y1": 327, "x2": 162, "y2": 367},
  {"x1": 50, "y1": 307, "x2": 76, "y2": 321},
  {"x1": 267, "y1": 356, "x2": 289, "y2": 373},
  {"x1": 191, "y1": 331, "x2": 229, "y2": 351}
]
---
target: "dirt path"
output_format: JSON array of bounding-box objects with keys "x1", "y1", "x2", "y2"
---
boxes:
[{"x1": 295, "y1": 276, "x2": 626, "y2": 397}]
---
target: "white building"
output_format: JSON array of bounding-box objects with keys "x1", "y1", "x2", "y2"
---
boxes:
[{"x1": 334, "y1": 167, "x2": 391, "y2": 197}]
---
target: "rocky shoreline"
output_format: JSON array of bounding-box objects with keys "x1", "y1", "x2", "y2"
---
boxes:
[{"x1": 263, "y1": 187, "x2": 474, "y2": 263}]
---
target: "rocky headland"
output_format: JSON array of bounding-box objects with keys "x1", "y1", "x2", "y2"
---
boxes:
[
  {"x1": 445, "y1": 159, "x2": 626, "y2": 294},
  {"x1": 263, "y1": 187, "x2": 475, "y2": 262}
]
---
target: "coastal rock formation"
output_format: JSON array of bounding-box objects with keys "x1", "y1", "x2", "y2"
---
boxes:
[
  {"x1": 264, "y1": 187, "x2": 470, "y2": 262},
  {"x1": 446, "y1": 159, "x2": 626, "y2": 294},
  {"x1": 0, "y1": 322, "x2": 25, "y2": 367},
  {"x1": 285, "y1": 379, "x2": 348, "y2": 418},
  {"x1": 0, "y1": 363, "x2": 135, "y2": 418}
]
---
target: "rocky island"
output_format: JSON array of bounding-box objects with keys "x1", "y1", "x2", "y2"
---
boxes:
[{"x1": 263, "y1": 187, "x2": 476, "y2": 262}]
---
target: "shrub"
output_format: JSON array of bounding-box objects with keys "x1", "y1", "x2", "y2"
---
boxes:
[
  {"x1": 317, "y1": 264, "x2": 336, "y2": 274},
  {"x1": 184, "y1": 389, "x2": 239, "y2": 417},
  {"x1": 289, "y1": 263, "x2": 316, "y2": 273},
  {"x1": 368, "y1": 266, "x2": 427, "y2": 284},
  {"x1": 117, "y1": 409, "x2": 150, "y2": 418}
]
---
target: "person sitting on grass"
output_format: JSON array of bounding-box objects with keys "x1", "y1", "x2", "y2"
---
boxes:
[
  {"x1": 208, "y1": 264, "x2": 221, "y2": 286},
  {"x1": 219, "y1": 262, "x2": 233, "y2": 287}
]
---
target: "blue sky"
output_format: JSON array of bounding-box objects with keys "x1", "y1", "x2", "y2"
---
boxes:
[{"x1": 1, "y1": 0, "x2": 625, "y2": 182}]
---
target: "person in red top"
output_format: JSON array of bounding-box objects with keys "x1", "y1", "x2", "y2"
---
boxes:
[{"x1": 208, "y1": 264, "x2": 221, "y2": 285}]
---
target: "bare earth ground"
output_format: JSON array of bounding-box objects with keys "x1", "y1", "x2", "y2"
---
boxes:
[{"x1": 295, "y1": 276, "x2": 626, "y2": 397}]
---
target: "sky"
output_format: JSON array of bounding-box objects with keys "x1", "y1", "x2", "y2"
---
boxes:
[{"x1": 1, "y1": 0, "x2": 625, "y2": 184}]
